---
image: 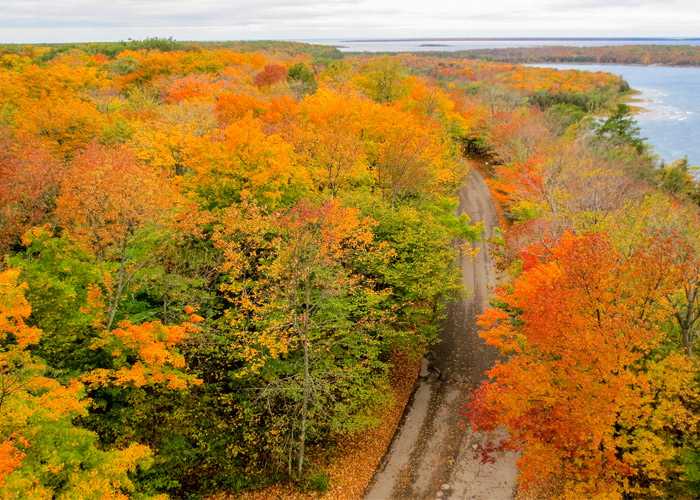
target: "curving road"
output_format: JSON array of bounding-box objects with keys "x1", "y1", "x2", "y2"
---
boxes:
[{"x1": 365, "y1": 170, "x2": 518, "y2": 500}]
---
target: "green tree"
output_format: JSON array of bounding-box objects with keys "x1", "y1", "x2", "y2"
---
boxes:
[
  {"x1": 287, "y1": 62, "x2": 318, "y2": 98},
  {"x1": 594, "y1": 103, "x2": 646, "y2": 153},
  {"x1": 214, "y1": 199, "x2": 386, "y2": 478}
]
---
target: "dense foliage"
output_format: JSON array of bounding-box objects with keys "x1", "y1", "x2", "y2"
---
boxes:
[
  {"x1": 0, "y1": 44, "x2": 488, "y2": 496},
  {"x1": 0, "y1": 41, "x2": 697, "y2": 498}
]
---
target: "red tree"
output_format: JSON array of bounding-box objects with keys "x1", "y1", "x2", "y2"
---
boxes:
[{"x1": 254, "y1": 64, "x2": 287, "y2": 88}]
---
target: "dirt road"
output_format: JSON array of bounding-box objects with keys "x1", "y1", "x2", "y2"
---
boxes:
[{"x1": 365, "y1": 170, "x2": 518, "y2": 500}]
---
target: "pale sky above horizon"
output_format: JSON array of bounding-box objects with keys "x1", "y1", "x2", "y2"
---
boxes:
[{"x1": 1, "y1": 0, "x2": 698, "y2": 44}]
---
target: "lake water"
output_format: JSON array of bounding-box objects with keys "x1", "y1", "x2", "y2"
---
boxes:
[{"x1": 531, "y1": 63, "x2": 700, "y2": 166}]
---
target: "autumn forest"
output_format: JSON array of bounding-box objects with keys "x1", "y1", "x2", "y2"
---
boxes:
[{"x1": 0, "y1": 39, "x2": 698, "y2": 498}]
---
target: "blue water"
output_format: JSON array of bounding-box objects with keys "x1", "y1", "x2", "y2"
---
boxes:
[{"x1": 531, "y1": 64, "x2": 700, "y2": 166}]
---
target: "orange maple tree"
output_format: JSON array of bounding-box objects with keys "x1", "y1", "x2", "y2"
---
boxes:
[
  {"x1": 56, "y1": 143, "x2": 174, "y2": 258},
  {"x1": 468, "y1": 231, "x2": 697, "y2": 497},
  {"x1": 0, "y1": 131, "x2": 62, "y2": 252}
]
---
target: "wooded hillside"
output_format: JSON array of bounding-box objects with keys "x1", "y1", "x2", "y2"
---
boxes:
[{"x1": 0, "y1": 42, "x2": 697, "y2": 498}]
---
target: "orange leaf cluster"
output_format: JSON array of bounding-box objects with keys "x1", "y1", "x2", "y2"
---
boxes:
[
  {"x1": 84, "y1": 320, "x2": 200, "y2": 390},
  {"x1": 0, "y1": 440, "x2": 25, "y2": 487},
  {"x1": 0, "y1": 269, "x2": 41, "y2": 347},
  {"x1": 469, "y1": 232, "x2": 692, "y2": 496}
]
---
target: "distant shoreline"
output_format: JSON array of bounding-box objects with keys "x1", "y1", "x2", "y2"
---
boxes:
[{"x1": 341, "y1": 37, "x2": 700, "y2": 43}]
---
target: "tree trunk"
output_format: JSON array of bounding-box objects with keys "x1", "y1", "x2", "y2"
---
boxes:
[
  {"x1": 297, "y1": 281, "x2": 312, "y2": 478},
  {"x1": 106, "y1": 235, "x2": 129, "y2": 330}
]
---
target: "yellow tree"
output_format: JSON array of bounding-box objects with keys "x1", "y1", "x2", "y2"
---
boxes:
[
  {"x1": 191, "y1": 113, "x2": 310, "y2": 208},
  {"x1": 365, "y1": 105, "x2": 457, "y2": 199},
  {"x1": 355, "y1": 57, "x2": 409, "y2": 103},
  {"x1": 296, "y1": 89, "x2": 368, "y2": 194}
]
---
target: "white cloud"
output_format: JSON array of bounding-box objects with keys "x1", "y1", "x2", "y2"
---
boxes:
[{"x1": 0, "y1": 0, "x2": 698, "y2": 43}]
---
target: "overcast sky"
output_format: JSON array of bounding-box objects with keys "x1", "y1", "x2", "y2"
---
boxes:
[{"x1": 1, "y1": 0, "x2": 698, "y2": 43}]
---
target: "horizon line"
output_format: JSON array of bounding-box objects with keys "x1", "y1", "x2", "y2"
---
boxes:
[
  {"x1": 2, "y1": 35, "x2": 700, "y2": 46},
  {"x1": 337, "y1": 36, "x2": 700, "y2": 43}
]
